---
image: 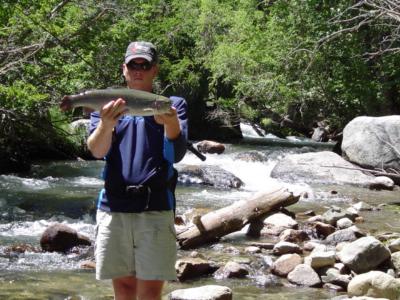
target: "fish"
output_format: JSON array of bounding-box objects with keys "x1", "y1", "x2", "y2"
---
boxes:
[{"x1": 60, "y1": 88, "x2": 172, "y2": 115}]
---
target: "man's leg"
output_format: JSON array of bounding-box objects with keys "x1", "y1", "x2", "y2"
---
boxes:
[
  {"x1": 112, "y1": 276, "x2": 137, "y2": 300},
  {"x1": 137, "y1": 279, "x2": 164, "y2": 300}
]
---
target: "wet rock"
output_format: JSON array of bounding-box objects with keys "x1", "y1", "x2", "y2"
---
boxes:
[
  {"x1": 323, "y1": 283, "x2": 345, "y2": 292},
  {"x1": 255, "y1": 274, "x2": 282, "y2": 287},
  {"x1": 322, "y1": 206, "x2": 357, "y2": 226},
  {"x1": 272, "y1": 241, "x2": 302, "y2": 255},
  {"x1": 175, "y1": 258, "x2": 219, "y2": 281},
  {"x1": 279, "y1": 229, "x2": 309, "y2": 243},
  {"x1": 234, "y1": 151, "x2": 267, "y2": 162},
  {"x1": 214, "y1": 261, "x2": 249, "y2": 279},
  {"x1": 389, "y1": 239, "x2": 400, "y2": 253},
  {"x1": 244, "y1": 246, "x2": 261, "y2": 254},
  {"x1": 325, "y1": 226, "x2": 365, "y2": 246},
  {"x1": 337, "y1": 236, "x2": 391, "y2": 274},
  {"x1": 40, "y1": 223, "x2": 91, "y2": 253},
  {"x1": 304, "y1": 249, "x2": 336, "y2": 269},
  {"x1": 245, "y1": 242, "x2": 275, "y2": 250},
  {"x1": 336, "y1": 218, "x2": 354, "y2": 229},
  {"x1": 390, "y1": 252, "x2": 400, "y2": 275},
  {"x1": 3, "y1": 243, "x2": 39, "y2": 254},
  {"x1": 369, "y1": 176, "x2": 395, "y2": 190},
  {"x1": 287, "y1": 264, "x2": 321, "y2": 287},
  {"x1": 271, "y1": 253, "x2": 302, "y2": 277},
  {"x1": 196, "y1": 140, "x2": 225, "y2": 154},
  {"x1": 261, "y1": 255, "x2": 274, "y2": 269},
  {"x1": 178, "y1": 165, "x2": 243, "y2": 188},
  {"x1": 320, "y1": 268, "x2": 352, "y2": 289},
  {"x1": 270, "y1": 151, "x2": 378, "y2": 187},
  {"x1": 169, "y1": 285, "x2": 232, "y2": 300},
  {"x1": 313, "y1": 221, "x2": 336, "y2": 238},
  {"x1": 351, "y1": 201, "x2": 374, "y2": 212},
  {"x1": 347, "y1": 271, "x2": 400, "y2": 300},
  {"x1": 261, "y1": 213, "x2": 298, "y2": 236}
]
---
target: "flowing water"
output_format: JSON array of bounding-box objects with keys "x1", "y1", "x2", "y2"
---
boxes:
[{"x1": 1, "y1": 125, "x2": 399, "y2": 299}]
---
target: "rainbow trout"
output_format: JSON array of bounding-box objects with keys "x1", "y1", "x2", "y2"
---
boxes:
[{"x1": 60, "y1": 88, "x2": 172, "y2": 115}]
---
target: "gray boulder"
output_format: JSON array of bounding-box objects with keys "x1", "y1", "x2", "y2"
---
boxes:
[
  {"x1": 337, "y1": 236, "x2": 391, "y2": 274},
  {"x1": 178, "y1": 165, "x2": 243, "y2": 189},
  {"x1": 169, "y1": 285, "x2": 232, "y2": 300},
  {"x1": 270, "y1": 151, "x2": 377, "y2": 187},
  {"x1": 342, "y1": 115, "x2": 400, "y2": 170},
  {"x1": 287, "y1": 264, "x2": 322, "y2": 287}
]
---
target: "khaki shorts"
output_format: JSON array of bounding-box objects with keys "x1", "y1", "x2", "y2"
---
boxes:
[{"x1": 95, "y1": 210, "x2": 177, "y2": 281}]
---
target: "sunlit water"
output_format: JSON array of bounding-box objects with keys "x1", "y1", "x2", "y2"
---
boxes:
[{"x1": 1, "y1": 129, "x2": 399, "y2": 299}]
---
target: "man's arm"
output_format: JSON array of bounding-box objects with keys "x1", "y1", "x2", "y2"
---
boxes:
[{"x1": 87, "y1": 98, "x2": 127, "y2": 159}]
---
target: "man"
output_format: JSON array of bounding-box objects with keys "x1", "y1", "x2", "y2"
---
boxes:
[{"x1": 87, "y1": 41, "x2": 187, "y2": 300}]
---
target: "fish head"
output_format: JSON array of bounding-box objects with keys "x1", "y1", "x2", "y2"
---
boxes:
[
  {"x1": 152, "y1": 97, "x2": 172, "y2": 115},
  {"x1": 60, "y1": 96, "x2": 72, "y2": 111}
]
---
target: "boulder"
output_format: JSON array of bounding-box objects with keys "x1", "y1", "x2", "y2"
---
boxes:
[
  {"x1": 214, "y1": 262, "x2": 249, "y2": 279},
  {"x1": 272, "y1": 241, "x2": 302, "y2": 255},
  {"x1": 175, "y1": 258, "x2": 219, "y2": 281},
  {"x1": 270, "y1": 151, "x2": 377, "y2": 187},
  {"x1": 287, "y1": 264, "x2": 322, "y2": 287},
  {"x1": 40, "y1": 223, "x2": 91, "y2": 252},
  {"x1": 271, "y1": 253, "x2": 303, "y2": 277},
  {"x1": 337, "y1": 236, "x2": 391, "y2": 273},
  {"x1": 347, "y1": 271, "x2": 400, "y2": 300},
  {"x1": 177, "y1": 165, "x2": 243, "y2": 189},
  {"x1": 261, "y1": 212, "x2": 298, "y2": 236},
  {"x1": 169, "y1": 285, "x2": 232, "y2": 300},
  {"x1": 342, "y1": 115, "x2": 400, "y2": 170},
  {"x1": 325, "y1": 226, "x2": 365, "y2": 246}
]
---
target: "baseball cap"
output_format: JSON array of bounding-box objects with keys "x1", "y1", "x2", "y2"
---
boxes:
[{"x1": 124, "y1": 41, "x2": 158, "y2": 64}]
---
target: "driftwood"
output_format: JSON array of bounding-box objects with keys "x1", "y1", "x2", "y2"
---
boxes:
[{"x1": 177, "y1": 187, "x2": 300, "y2": 249}]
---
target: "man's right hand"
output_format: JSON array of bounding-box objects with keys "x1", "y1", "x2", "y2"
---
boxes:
[{"x1": 99, "y1": 98, "x2": 127, "y2": 129}]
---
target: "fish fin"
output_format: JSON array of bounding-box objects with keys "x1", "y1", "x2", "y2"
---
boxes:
[{"x1": 60, "y1": 96, "x2": 72, "y2": 111}]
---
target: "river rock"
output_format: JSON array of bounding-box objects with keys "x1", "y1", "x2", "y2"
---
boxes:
[
  {"x1": 271, "y1": 253, "x2": 303, "y2": 277},
  {"x1": 279, "y1": 229, "x2": 309, "y2": 243},
  {"x1": 287, "y1": 264, "x2": 322, "y2": 287},
  {"x1": 304, "y1": 249, "x2": 336, "y2": 269},
  {"x1": 270, "y1": 151, "x2": 378, "y2": 187},
  {"x1": 214, "y1": 261, "x2": 249, "y2": 279},
  {"x1": 369, "y1": 176, "x2": 395, "y2": 190},
  {"x1": 313, "y1": 221, "x2": 336, "y2": 237},
  {"x1": 169, "y1": 285, "x2": 232, "y2": 300},
  {"x1": 389, "y1": 238, "x2": 400, "y2": 253},
  {"x1": 347, "y1": 271, "x2": 400, "y2": 300},
  {"x1": 336, "y1": 218, "x2": 354, "y2": 229},
  {"x1": 325, "y1": 226, "x2": 365, "y2": 246},
  {"x1": 261, "y1": 212, "x2": 298, "y2": 235},
  {"x1": 177, "y1": 165, "x2": 243, "y2": 188},
  {"x1": 234, "y1": 151, "x2": 267, "y2": 162},
  {"x1": 337, "y1": 236, "x2": 391, "y2": 274},
  {"x1": 321, "y1": 268, "x2": 352, "y2": 289},
  {"x1": 175, "y1": 258, "x2": 219, "y2": 281},
  {"x1": 342, "y1": 115, "x2": 400, "y2": 171},
  {"x1": 255, "y1": 274, "x2": 282, "y2": 287},
  {"x1": 196, "y1": 140, "x2": 225, "y2": 154},
  {"x1": 322, "y1": 206, "x2": 358, "y2": 226},
  {"x1": 391, "y1": 252, "x2": 400, "y2": 275},
  {"x1": 40, "y1": 223, "x2": 91, "y2": 253},
  {"x1": 272, "y1": 241, "x2": 302, "y2": 255}
]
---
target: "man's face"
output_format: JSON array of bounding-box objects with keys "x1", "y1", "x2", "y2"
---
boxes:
[{"x1": 123, "y1": 58, "x2": 158, "y2": 91}]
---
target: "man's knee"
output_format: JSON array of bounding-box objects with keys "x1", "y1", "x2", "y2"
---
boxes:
[
  {"x1": 137, "y1": 280, "x2": 164, "y2": 300},
  {"x1": 113, "y1": 276, "x2": 137, "y2": 300}
]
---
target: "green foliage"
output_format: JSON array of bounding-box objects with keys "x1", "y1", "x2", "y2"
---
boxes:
[{"x1": 1, "y1": 0, "x2": 400, "y2": 170}]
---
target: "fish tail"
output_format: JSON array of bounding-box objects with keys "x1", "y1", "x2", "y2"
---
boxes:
[{"x1": 60, "y1": 95, "x2": 72, "y2": 111}]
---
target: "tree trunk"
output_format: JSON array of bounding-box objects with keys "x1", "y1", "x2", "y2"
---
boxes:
[{"x1": 177, "y1": 187, "x2": 300, "y2": 249}]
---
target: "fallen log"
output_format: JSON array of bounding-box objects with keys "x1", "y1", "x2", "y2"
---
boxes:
[{"x1": 177, "y1": 186, "x2": 300, "y2": 249}]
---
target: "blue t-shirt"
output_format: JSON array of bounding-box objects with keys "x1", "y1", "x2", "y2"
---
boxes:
[{"x1": 89, "y1": 96, "x2": 188, "y2": 212}]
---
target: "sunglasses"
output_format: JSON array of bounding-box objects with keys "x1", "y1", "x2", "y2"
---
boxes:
[{"x1": 127, "y1": 61, "x2": 153, "y2": 71}]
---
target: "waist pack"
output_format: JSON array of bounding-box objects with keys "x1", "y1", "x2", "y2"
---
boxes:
[{"x1": 104, "y1": 166, "x2": 178, "y2": 212}]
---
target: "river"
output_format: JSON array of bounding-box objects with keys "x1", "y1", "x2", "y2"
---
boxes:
[{"x1": 1, "y1": 125, "x2": 399, "y2": 299}]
